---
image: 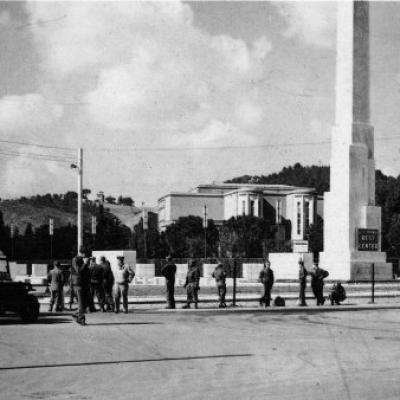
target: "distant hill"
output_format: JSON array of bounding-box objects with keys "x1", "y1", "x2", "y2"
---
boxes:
[
  {"x1": 0, "y1": 200, "x2": 79, "y2": 233},
  {"x1": 225, "y1": 163, "x2": 330, "y2": 195},
  {"x1": 0, "y1": 196, "x2": 157, "y2": 233}
]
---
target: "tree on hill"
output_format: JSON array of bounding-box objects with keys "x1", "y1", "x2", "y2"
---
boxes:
[
  {"x1": 105, "y1": 196, "x2": 116, "y2": 204},
  {"x1": 117, "y1": 196, "x2": 134, "y2": 206}
]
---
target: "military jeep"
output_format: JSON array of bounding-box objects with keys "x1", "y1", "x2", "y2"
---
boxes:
[{"x1": 0, "y1": 252, "x2": 40, "y2": 323}]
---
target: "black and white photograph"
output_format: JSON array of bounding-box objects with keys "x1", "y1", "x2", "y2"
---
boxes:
[{"x1": 1, "y1": 0, "x2": 400, "y2": 399}]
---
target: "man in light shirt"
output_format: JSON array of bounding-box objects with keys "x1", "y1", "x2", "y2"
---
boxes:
[{"x1": 113, "y1": 256, "x2": 135, "y2": 314}]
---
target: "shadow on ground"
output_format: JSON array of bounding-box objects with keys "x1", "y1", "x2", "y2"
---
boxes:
[{"x1": 0, "y1": 316, "x2": 72, "y2": 325}]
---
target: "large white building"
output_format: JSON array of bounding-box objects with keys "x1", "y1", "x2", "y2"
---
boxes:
[{"x1": 158, "y1": 183, "x2": 323, "y2": 250}]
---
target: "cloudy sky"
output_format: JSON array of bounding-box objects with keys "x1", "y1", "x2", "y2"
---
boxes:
[{"x1": 0, "y1": 1, "x2": 399, "y2": 205}]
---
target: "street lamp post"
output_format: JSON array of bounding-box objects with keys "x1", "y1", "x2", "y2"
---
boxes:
[
  {"x1": 142, "y1": 203, "x2": 148, "y2": 259},
  {"x1": 203, "y1": 205, "x2": 208, "y2": 259},
  {"x1": 71, "y1": 148, "x2": 83, "y2": 252}
]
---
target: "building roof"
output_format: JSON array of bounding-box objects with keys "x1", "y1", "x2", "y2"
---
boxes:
[{"x1": 195, "y1": 183, "x2": 317, "y2": 194}]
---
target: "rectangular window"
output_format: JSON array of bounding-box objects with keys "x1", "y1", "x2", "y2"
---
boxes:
[
  {"x1": 242, "y1": 200, "x2": 246, "y2": 215},
  {"x1": 297, "y1": 201, "x2": 301, "y2": 235},
  {"x1": 305, "y1": 201, "x2": 310, "y2": 229},
  {"x1": 276, "y1": 200, "x2": 281, "y2": 224},
  {"x1": 250, "y1": 200, "x2": 255, "y2": 216}
]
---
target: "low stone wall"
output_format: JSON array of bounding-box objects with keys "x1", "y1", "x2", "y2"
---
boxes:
[
  {"x1": 9, "y1": 262, "x2": 27, "y2": 279},
  {"x1": 135, "y1": 263, "x2": 155, "y2": 278},
  {"x1": 203, "y1": 264, "x2": 218, "y2": 278},
  {"x1": 269, "y1": 253, "x2": 314, "y2": 280},
  {"x1": 32, "y1": 264, "x2": 48, "y2": 277}
]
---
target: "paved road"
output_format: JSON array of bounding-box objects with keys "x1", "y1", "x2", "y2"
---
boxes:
[{"x1": 1, "y1": 308, "x2": 400, "y2": 400}]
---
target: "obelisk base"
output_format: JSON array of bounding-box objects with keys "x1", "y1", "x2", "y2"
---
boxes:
[{"x1": 319, "y1": 251, "x2": 393, "y2": 281}]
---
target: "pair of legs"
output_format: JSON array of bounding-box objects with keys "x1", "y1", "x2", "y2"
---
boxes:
[
  {"x1": 69, "y1": 285, "x2": 77, "y2": 310},
  {"x1": 90, "y1": 283, "x2": 105, "y2": 311},
  {"x1": 114, "y1": 284, "x2": 129, "y2": 313},
  {"x1": 184, "y1": 284, "x2": 198, "y2": 308},
  {"x1": 49, "y1": 289, "x2": 64, "y2": 311},
  {"x1": 298, "y1": 282, "x2": 307, "y2": 306},
  {"x1": 217, "y1": 284, "x2": 227, "y2": 307},
  {"x1": 166, "y1": 281, "x2": 175, "y2": 309},
  {"x1": 312, "y1": 284, "x2": 325, "y2": 305},
  {"x1": 72, "y1": 286, "x2": 86, "y2": 325},
  {"x1": 260, "y1": 285, "x2": 272, "y2": 307},
  {"x1": 104, "y1": 284, "x2": 115, "y2": 311}
]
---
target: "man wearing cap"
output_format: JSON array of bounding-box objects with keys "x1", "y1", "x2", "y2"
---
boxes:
[
  {"x1": 47, "y1": 260, "x2": 65, "y2": 312},
  {"x1": 212, "y1": 261, "x2": 227, "y2": 308},
  {"x1": 298, "y1": 258, "x2": 308, "y2": 306},
  {"x1": 113, "y1": 256, "x2": 135, "y2": 314},
  {"x1": 310, "y1": 263, "x2": 329, "y2": 306},
  {"x1": 182, "y1": 260, "x2": 201, "y2": 309},
  {"x1": 100, "y1": 256, "x2": 114, "y2": 312},
  {"x1": 161, "y1": 255, "x2": 176, "y2": 309},
  {"x1": 259, "y1": 260, "x2": 274, "y2": 307},
  {"x1": 70, "y1": 247, "x2": 90, "y2": 325},
  {"x1": 89, "y1": 257, "x2": 105, "y2": 312}
]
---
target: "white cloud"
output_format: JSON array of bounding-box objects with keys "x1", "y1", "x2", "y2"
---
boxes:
[
  {"x1": 0, "y1": 11, "x2": 11, "y2": 26},
  {"x1": 0, "y1": 94, "x2": 63, "y2": 131},
  {"x1": 2, "y1": 1, "x2": 329, "y2": 203},
  {"x1": 276, "y1": 2, "x2": 336, "y2": 49}
]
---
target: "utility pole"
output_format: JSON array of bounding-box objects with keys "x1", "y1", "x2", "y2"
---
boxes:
[
  {"x1": 142, "y1": 202, "x2": 148, "y2": 259},
  {"x1": 77, "y1": 148, "x2": 83, "y2": 252},
  {"x1": 10, "y1": 224, "x2": 15, "y2": 261},
  {"x1": 203, "y1": 205, "x2": 208, "y2": 259},
  {"x1": 49, "y1": 218, "x2": 54, "y2": 259}
]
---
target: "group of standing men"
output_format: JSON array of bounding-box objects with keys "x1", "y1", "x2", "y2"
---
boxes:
[
  {"x1": 258, "y1": 259, "x2": 330, "y2": 307},
  {"x1": 161, "y1": 256, "x2": 227, "y2": 309},
  {"x1": 47, "y1": 248, "x2": 135, "y2": 325},
  {"x1": 47, "y1": 254, "x2": 335, "y2": 323}
]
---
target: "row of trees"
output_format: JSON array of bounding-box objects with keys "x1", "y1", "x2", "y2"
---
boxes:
[
  {"x1": 2, "y1": 164, "x2": 400, "y2": 261},
  {"x1": 132, "y1": 214, "x2": 291, "y2": 259}
]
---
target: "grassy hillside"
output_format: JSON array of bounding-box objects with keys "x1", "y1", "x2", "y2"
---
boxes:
[{"x1": 0, "y1": 199, "x2": 157, "y2": 233}]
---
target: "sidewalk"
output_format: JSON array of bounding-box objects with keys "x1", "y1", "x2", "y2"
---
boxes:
[{"x1": 38, "y1": 291, "x2": 400, "y2": 311}]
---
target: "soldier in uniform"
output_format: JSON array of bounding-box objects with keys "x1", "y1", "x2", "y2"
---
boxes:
[
  {"x1": 161, "y1": 255, "x2": 176, "y2": 309},
  {"x1": 310, "y1": 263, "x2": 329, "y2": 306},
  {"x1": 89, "y1": 257, "x2": 105, "y2": 312},
  {"x1": 259, "y1": 260, "x2": 274, "y2": 307},
  {"x1": 298, "y1": 258, "x2": 308, "y2": 306},
  {"x1": 100, "y1": 256, "x2": 114, "y2": 311},
  {"x1": 113, "y1": 256, "x2": 135, "y2": 314},
  {"x1": 68, "y1": 271, "x2": 77, "y2": 311},
  {"x1": 70, "y1": 247, "x2": 90, "y2": 325},
  {"x1": 212, "y1": 261, "x2": 227, "y2": 308},
  {"x1": 47, "y1": 260, "x2": 65, "y2": 312},
  {"x1": 182, "y1": 260, "x2": 201, "y2": 309}
]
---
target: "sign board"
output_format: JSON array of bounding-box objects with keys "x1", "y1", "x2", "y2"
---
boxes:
[
  {"x1": 357, "y1": 229, "x2": 379, "y2": 251},
  {"x1": 142, "y1": 209, "x2": 148, "y2": 230}
]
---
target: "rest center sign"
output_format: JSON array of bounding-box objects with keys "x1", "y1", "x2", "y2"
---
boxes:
[{"x1": 357, "y1": 229, "x2": 379, "y2": 251}]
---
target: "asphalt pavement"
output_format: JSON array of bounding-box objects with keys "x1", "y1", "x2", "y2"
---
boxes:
[{"x1": 1, "y1": 305, "x2": 400, "y2": 400}]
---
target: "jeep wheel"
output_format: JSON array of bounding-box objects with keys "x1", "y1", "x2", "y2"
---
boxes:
[{"x1": 19, "y1": 296, "x2": 40, "y2": 323}]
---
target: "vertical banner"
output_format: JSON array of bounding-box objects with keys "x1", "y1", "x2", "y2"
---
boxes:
[
  {"x1": 91, "y1": 216, "x2": 97, "y2": 235},
  {"x1": 143, "y1": 209, "x2": 148, "y2": 230},
  {"x1": 203, "y1": 205, "x2": 208, "y2": 228},
  {"x1": 49, "y1": 218, "x2": 54, "y2": 236}
]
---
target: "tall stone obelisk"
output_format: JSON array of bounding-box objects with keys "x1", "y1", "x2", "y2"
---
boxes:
[{"x1": 319, "y1": 1, "x2": 392, "y2": 280}]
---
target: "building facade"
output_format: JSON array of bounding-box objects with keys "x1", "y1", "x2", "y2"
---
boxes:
[{"x1": 158, "y1": 183, "x2": 323, "y2": 250}]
